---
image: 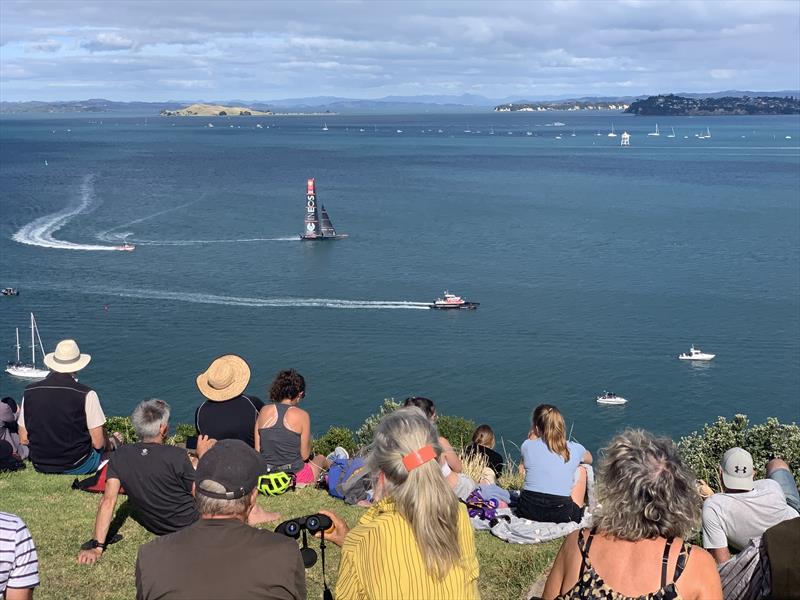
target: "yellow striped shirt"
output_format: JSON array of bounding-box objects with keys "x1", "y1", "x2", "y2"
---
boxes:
[{"x1": 336, "y1": 497, "x2": 480, "y2": 600}]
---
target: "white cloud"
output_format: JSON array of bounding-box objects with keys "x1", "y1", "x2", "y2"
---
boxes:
[{"x1": 81, "y1": 32, "x2": 136, "y2": 52}]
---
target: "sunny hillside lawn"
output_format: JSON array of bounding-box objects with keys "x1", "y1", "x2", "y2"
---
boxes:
[{"x1": 0, "y1": 468, "x2": 559, "y2": 600}]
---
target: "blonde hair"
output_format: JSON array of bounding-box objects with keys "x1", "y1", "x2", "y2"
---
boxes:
[
  {"x1": 532, "y1": 404, "x2": 570, "y2": 462},
  {"x1": 471, "y1": 424, "x2": 495, "y2": 448},
  {"x1": 368, "y1": 407, "x2": 461, "y2": 579}
]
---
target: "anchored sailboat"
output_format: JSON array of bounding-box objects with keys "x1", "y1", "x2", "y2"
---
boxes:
[
  {"x1": 6, "y1": 313, "x2": 49, "y2": 379},
  {"x1": 300, "y1": 179, "x2": 348, "y2": 241}
]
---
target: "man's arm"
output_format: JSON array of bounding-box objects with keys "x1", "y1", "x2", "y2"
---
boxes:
[
  {"x1": 18, "y1": 424, "x2": 28, "y2": 446},
  {"x1": 5, "y1": 587, "x2": 34, "y2": 600},
  {"x1": 89, "y1": 425, "x2": 106, "y2": 452},
  {"x1": 77, "y1": 478, "x2": 121, "y2": 565},
  {"x1": 708, "y1": 546, "x2": 731, "y2": 564}
]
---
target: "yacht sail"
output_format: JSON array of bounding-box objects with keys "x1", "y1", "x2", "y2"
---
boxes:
[
  {"x1": 6, "y1": 312, "x2": 49, "y2": 379},
  {"x1": 300, "y1": 179, "x2": 348, "y2": 240}
]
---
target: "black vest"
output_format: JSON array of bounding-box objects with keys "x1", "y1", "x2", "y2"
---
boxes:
[{"x1": 23, "y1": 372, "x2": 93, "y2": 473}]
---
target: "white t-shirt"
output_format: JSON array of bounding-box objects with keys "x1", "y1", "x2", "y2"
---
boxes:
[{"x1": 702, "y1": 479, "x2": 800, "y2": 550}]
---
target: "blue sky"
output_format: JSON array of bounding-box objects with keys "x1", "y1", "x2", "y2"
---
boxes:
[{"x1": 1, "y1": 0, "x2": 798, "y2": 102}]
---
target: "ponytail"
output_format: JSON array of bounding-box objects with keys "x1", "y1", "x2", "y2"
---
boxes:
[
  {"x1": 532, "y1": 404, "x2": 570, "y2": 462},
  {"x1": 368, "y1": 407, "x2": 461, "y2": 579}
]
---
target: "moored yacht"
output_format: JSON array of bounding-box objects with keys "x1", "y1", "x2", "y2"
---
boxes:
[
  {"x1": 678, "y1": 345, "x2": 715, "y2": 361},
  {"x1": 430, "y1": 291, "x2": 479, "y2": 310},
  {"x1": 6, "y1": 313, "x2": 49, "y2": 380}
]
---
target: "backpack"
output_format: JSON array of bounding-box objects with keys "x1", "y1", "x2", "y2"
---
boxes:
[
  {"x1": 327, "y1": 457, "x2": 371, "y2": 504},
  {"x1": 72, "y1": 461, "x2": 126, "y2": 495}
]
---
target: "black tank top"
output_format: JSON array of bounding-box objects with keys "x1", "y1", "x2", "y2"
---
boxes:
[
  {"x1": 257, "y1": 403, "x2": 305, "y2": 473},
  {"x1": 557, "y1": 527, "x2": 692, "y2": 600}
]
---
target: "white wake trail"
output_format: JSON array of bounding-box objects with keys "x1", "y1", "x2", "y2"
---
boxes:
[
  {"x1": 79, "y1": 286, "x2": 432, "y2": 310},
  {"x1": 96, "y1": 197, "x2": 204, "y2": 242},
  {"x1": 132, "y1": 237, "x2": 300, "y2": 245},
  {"x1": 12, "y1": 175, "x2": 121, "y2": 251}
]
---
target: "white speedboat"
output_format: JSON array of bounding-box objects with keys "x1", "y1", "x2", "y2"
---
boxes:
[
  {"x1": 678, "y1": 345, "x2": 715, "y2": 361},
  {"x1": 597, "y1": 391, "x2": 627, "y2": 405},
  {"x1": 430, "y1": 291, "x2": 479, "y2": 310}
]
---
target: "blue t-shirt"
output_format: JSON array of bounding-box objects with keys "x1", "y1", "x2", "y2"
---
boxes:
[{"x1": 521, "y1": 438, "x2": 586, "y2": 496}]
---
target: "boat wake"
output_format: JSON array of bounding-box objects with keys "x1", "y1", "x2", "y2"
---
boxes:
[
  {"x1": 12, "y1": 175, "x2": 121, "y2": 251},
  {"x1": 77, "y1": 286, "x2": 432, "y2": 310},
  {"x1": 96, "y1": 198, "x2": 204, "y2": 243},
  {"x1": 129, "y1": 237, "x2": 299, "y2": 245}
]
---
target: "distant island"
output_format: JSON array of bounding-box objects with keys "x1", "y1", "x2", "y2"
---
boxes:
[
  {"x1": 625, "y1": 94, "x2": 800, "y2": 116},
  {"x1": 494, "y1": 101, "x2": 629, "y2": 112},
  {"x1": 160, "y1": 103, "x2": 272, "y2": 117}
]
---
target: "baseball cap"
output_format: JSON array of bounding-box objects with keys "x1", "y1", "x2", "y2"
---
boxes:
[
  {"x1": 721, "y1": 447, "x2": 755, "y2": 491},
  {"x1": 195, "y1": 439, "x2": 262, "y2": 500}
]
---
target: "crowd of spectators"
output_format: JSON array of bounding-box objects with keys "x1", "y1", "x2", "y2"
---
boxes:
[{"x1": 1, "y1": 337, "x2": 798, "y2": 599}]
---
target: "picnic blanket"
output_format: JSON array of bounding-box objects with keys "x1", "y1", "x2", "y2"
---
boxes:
[{"x1": 470, "y1": 465, "x2": 596, "y2": 544}]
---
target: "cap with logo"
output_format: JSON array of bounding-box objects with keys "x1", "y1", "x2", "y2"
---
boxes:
[
  {"x1": 195, "y1": 439, "x2": 262, "y2": 500},
  {"x1": 721, "y1": 447, "x2": 755, "y2": 491}
]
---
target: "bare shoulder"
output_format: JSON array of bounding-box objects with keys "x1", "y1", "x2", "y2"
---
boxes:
[{"x1": 678, "y1": 544, "x2": 723, "y2": 599}]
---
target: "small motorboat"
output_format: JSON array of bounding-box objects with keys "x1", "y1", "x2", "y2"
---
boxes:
[
  {"x1": 430, "y1": 291, "x2": 479, "y2": 310},
  {"x1": 678, "y1": 345, "x2": 715, "y2": 361},
  {"x1": 2, "y1": 287, "x2": 19, "y2": 296},
  {"x1": 596, "y1": 391, "x2": 627, "y2": 405},
  {"x1": 116, "y1": 243, "x2": 136, "y2": 251}
]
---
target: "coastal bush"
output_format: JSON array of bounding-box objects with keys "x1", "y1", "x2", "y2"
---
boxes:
[
  {"x1": 105, "y1": 416, "x2": 136, "y2": 443},
  {"x1": 355, "y1": 398, "x2": 400, "y2": 447},
  {"x1": 677, "y1": 415, "x2": 800, "y2": 491},
  {"x1": 438, "y1": 414, "x2": 477, "y2": 450},
  {"x1": 313, "y1": 426, "x2": 357, "y2": 457}
]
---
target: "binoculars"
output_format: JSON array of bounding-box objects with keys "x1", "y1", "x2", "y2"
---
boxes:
[{"x1": 275, "y1": 513, "x2": 334, "y2": 539}]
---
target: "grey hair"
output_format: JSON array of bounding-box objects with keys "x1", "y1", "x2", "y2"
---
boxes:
[
  {"x1": 131, "y1": 399, "x2": 170, "y2": 440},
  {"x1": 594, "y1": 429, "x2": 701, "y2": 541},
  {"x1": 195, "y1": 479, "x2": 252, "y2": 516}
]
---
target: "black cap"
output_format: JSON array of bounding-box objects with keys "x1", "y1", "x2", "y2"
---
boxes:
[{"x1": 195, "y1": 439, "x2": 262, "y2": 500}]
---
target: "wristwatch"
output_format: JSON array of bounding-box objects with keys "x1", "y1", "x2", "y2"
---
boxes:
[{"x1": 87, "y1": 539, "x2": 106, "y2": 550}]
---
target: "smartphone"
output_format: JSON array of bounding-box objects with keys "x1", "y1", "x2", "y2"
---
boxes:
[{"x1": 185, "y1": 435, "x2": 198, "y2": 451}]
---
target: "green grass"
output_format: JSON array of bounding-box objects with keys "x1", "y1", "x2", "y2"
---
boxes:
[{"x1": 0, "y1": 468, "x2": 559, "y2": 599}]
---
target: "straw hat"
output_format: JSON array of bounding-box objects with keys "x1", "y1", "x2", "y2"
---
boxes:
[
  {"x1": 43, "y1": 339, "x2": 91, "y2": 373},
  {"x1": 196, "y1": 355, "x2": 250, "y2": 402}
]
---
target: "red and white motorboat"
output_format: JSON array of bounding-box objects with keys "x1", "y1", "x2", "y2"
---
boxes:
[{"x1": 430, "y1": 291, "x2": 479, "y2": 310}]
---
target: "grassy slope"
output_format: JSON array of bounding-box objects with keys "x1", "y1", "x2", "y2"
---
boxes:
[{"x1": 0, "y1": 469, "x2": 559, "y2": 599}]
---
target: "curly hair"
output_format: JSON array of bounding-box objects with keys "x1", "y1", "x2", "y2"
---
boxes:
[
  {"x1": 594, "y1": 429, "x2": 701, "y2": 541},
  {"x1": 268, "y1": 369, "x2": 305, "y2": 402}
]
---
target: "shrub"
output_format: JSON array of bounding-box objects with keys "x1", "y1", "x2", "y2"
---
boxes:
[
  {"x1": 168, "y1": 423, "x2": 197, "y2": 445},
  {"x1": 677, "y1": 415, "x2": 800, "y2": 491},
  {"x1": 437, "y1": 414, "x2": 476, "y2": 450},
  {"x1": 313, "y1": 426, "x2": 357, "y2": 457},
  {"x1": 105, "y1": 416, "x2": 136, "y2": 443},
  {"x1": 355, "y1": 398, "x2": 400, "y2": 448}
]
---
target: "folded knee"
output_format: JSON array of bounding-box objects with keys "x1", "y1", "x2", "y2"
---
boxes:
[{"x1": 766, "y1": 457, "x2": 790, "y2": 474}]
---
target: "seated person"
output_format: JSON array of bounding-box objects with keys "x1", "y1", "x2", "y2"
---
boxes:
[
  {"x1": 135, "y1": 440, "x2": 306, "y2": 600},
  {"x1": 1, "y1": 512, "x2": 40, "y2": 600},
  {"x1": 464, "y1": 424, "x2": 505, "y2": 481},
  {"x1": 0, "y1": 401, "x2": 28, "y2": 460},
  {"x1": 543, "y1": 429, "x2": 721, "y2": 600},
  {"x1": 517, "y1": 404, "x2": 592, "y2": 523},
  {"x1": 403, "y1": 396, "x2": 474, "y2": 500},
  {"x1": 195, "y1": 355, "x2": 264, "y2": 448},
  {"x1": 18, "y1": 339, "x2": 113, "y2": 474},
  {"x1": 77, "y1": 399, "x2": 206, "y2": 564},
  {"x1": 320, "y1": 408, "x2": 479, "y2": 599},
  {"x1": 255, "y1": 369, "x2": 329, "y2": 486},
  {"x1": 702, "y1": 448, "x2": 799, "y2": 564}
]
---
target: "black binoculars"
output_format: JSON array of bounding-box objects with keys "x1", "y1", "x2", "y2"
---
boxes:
[{"x1": 275, "y1": 513, "x2": 334, "y2": 539}]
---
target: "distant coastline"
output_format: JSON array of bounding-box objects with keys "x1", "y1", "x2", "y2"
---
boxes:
[
  {"x1": 160, "y1": 103, "x2": 272, "y2": 117},
  {"x1": 625, "y1": 94, "x2": 800, "y2": 116}
]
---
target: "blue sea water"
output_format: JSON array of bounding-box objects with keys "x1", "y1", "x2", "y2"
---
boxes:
[{"x1": 1, "y1": 111, "x2": 798, "y2": 452}]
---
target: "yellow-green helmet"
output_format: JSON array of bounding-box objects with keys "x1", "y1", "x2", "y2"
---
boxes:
[{"x1": 257, "y1": 472, "x2": 294, "y2": 496}]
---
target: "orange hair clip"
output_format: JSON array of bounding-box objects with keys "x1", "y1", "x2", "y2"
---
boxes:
[{"x1": 402, "y1": 445, "x2": 437, "y2": 471}]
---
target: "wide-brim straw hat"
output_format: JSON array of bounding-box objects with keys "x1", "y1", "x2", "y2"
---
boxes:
[
  {"x1": 196, "y1": 354, "x2": 251, "y2": 402},
  {"x1": 43, "y1": 339, "x2": 91, "y2": 373}
]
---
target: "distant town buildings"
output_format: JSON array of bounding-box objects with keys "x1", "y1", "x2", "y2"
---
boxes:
[{"x1": 494, "y1": 102, "x2": 630, "y2": 112}]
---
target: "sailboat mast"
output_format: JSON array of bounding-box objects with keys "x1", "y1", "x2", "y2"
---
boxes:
[
  {"x1": 33, "y1": 314, "x2": 45, "y2": 367},
  {"x1": 30, "y1": 313, "x2": 35, "y2": 365},
  {"x1": 15, "y1": 328, "x2": 20, "y2": 363},
  {"x1": 303, "y1": 178, "x2": 321, "y2": 238}
]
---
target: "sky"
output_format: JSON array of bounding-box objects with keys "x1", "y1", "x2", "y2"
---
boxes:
[{"x1": 1, "y1": 0, "x2": 798, "y2": 102}]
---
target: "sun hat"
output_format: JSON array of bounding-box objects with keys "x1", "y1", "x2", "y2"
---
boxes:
[
  {"x1": 196, "y1": 439, "x2": 262, "y2": 500},
  {"x1": 43, "y1": 339, "x2": 91, "y2": 373},
  {"x1": 721, "y1": 447, "x2": 755, "y2": 491},
  {"x1": 196, "y1": 354, "x2": 250, "y2": 402}
]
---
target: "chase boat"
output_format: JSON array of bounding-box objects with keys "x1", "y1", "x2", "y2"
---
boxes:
[
  {"x1": 2, "y1": 287, "x2": 19, "y2": 296},
  {"x1": 678, "y1": 345, "x2": 715, "y2": 361},
  {"x1": 116, "y1": 243, "x2": 135, "y2": 252},
  {"x1": 430, "y1": 291, "x2": 479, "y2": 310},
  {"x1": 596, "y1": 391, "x2": 627, "y2": 405}
]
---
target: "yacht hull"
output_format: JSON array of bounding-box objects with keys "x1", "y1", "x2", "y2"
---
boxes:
[
  {"x1": 678, "y1": 354, "x2": 715, "y2": 361},
  {"x1": 596, "y1": 397, "x2": 627, "y2": 405},
  {"x1": 6, "y1": 363, "x2": 49, "y2": 379},
  {"x1": 299, "y1": 234, "x2": 349, "y2": 241},
  {"x1": 430, "y1": 302, "x2": 479, "y2": 310}
]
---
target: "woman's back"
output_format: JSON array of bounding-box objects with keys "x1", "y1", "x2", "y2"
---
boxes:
[
  {"x1": 544, "y1": 529, "x2": 721, "y2": 600},
  {"x1": 522, "y1": 438, "x2": 585, "y2": 495}
]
